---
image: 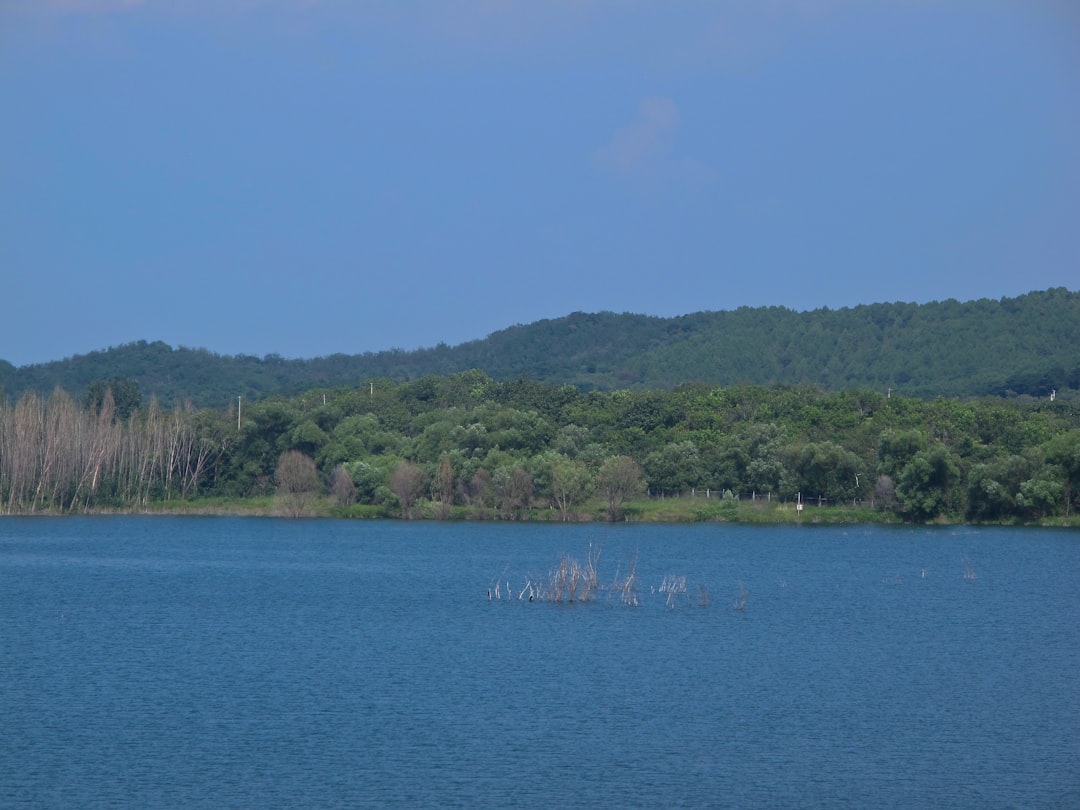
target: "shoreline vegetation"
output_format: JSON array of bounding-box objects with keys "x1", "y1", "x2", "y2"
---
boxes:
[
  {"x1": 2, "y1": 370, "x2": 1079, "y2": 525},
  {"x1": 6, "y1": 496, "x2": 1078, "y2": 528}
]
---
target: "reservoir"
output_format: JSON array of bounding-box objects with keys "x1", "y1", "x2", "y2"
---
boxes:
[{"x1": 2, "y1": 518, "x2": 1077, "y2": 808}]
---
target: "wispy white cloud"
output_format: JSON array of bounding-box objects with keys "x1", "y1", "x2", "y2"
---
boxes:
[
  {"x1": 591, "y1": 96, "x2": 712, "y2": 187},
  {"x1": 593, "y1": 96, "x2": 678, "y2": 173}
]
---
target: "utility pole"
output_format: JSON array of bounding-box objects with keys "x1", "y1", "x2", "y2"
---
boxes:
[{"x1": 237, "y1": 396, "x2": 242, "y2": 431}]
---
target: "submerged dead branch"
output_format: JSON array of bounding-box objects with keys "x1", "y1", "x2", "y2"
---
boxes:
[
  {"x1": 486, "y1": 546, "x2": 734, "y2": 612},
  {"x1": 732, "y1": 581, "x2": 748, "y2": 612},
  {"x1": 608, "y1": 551, "x2": 640, "y2": 607},
  {"x1": 962, "y1": 555, "x2": 977, "y2": 581},
  {"x1": 660, "y1": 574, "x2": 688, "y2": 609}
]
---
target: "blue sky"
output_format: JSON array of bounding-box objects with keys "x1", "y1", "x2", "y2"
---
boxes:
[{"x1": 2, "y1": 1, "x2": 1077, "y2": 367}]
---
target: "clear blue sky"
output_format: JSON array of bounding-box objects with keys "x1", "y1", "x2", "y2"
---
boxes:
[{"x1": 2, "y1": 1, "x2": 1077, "y2": 367}]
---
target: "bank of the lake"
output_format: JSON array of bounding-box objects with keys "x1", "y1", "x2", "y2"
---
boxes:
[{"x1": 36, "y1": 494, "x2": 1080, "y2": 527}]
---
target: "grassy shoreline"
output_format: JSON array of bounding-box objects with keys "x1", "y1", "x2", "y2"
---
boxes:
[{"x1": 6, "y1": 495, "x2": 1078, "y2": 527}]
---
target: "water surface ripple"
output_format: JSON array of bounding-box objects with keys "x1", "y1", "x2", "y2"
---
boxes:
[{"x1": 2, "y1": 518, "x2": 1077, "y2": 808}]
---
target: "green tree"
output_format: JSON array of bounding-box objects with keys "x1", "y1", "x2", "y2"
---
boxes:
[
  {"x1": 553, "y1": 423, "x2": 591, "y2": 458},
  {"x1": 789, "y1": 442, "x2": 863, "y2": 503},
  {"x1": 492, "y1": 464, "x2": 534, "y2": 520},
  {"x1": 897, "y1": 443, "x2": 961, "y2": 521},
  {"x1": 966, "y1": 454, "x2": 1036, "y2": 521},
  {"x1": 224, "y1": 399, "x2": 301, "y2": 495},
  {"x1": 85, "y1": 377, "x2": 142, "y2": 421},
  {"x1": 1017, "y1": 469, "x2": 1064, "y2": 519},
  {"x1": 289, "y1": 419, "x2": 330, "y2": 457},
  {"x1": 877, "y1": 429, "x2": 927, "y2": 479},
  {"x1": 346, "y1": 458, "x2": 397, "y2": 504},
  {"x1": 548, "y1": 455, "x2": 594, "y2": 521},
  {"x1": 643, "y1": 441, "x2": 706, "y2": 495},
  {"x1": 1043, "y1": 429, "x2": 1080, "y2": 516},
  {"x1": 737, "y1": 423, "x2": 788, "y2": 495}
]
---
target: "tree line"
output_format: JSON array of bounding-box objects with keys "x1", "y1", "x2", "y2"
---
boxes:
[
  {"x1": 1, "y1": 372, "x2": 1078, "y2": 522},
  {"x1": 3, "y1": 288, "x2": 1077, "y2": 407},
  {"x1": 0, "y1": 385, "x2": 227, "y2": 513}
]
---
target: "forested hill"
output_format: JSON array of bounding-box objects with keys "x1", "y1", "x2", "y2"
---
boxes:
[{"x1": 2, "y1": 288, "x2": 1077, "y2": 408}]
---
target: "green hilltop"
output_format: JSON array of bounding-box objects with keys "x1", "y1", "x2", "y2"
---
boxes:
[{"x1": 2, "y1": 288, "x2": 1077, "y2": 407}]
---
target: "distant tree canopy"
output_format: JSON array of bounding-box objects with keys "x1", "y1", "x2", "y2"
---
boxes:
[
  {"x1": 1, "y1": 289, "x2": 1077, "y2": 407},
  {"x1": 85, "y1": 377, "x2": 143, "y2": 421},
  {"x1": 2, "y1": 370, "x2": 1078, "y2": 522}
]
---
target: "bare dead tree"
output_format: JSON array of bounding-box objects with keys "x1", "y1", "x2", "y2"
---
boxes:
[
  {"x1": 434, "y1": 455, "x2": 454, "y2": 519},
  {"x1": 494, "y1": 465, "x2": 534, "y2": 520},
  {"x1": 732, "y1": 581, "x2": 748, "y2": 612},
  {"x1": 660, "y1": 574, "x2": 688, "y2": 609},
  {"x1": 581, "y1": 542, "x2": 601, "y2": 601},
  {"x1": 0, "y1": 387, "x2": 221, "y2": 513},
  {"x1": 389, "y1": 460, "x2": 428, "y2": 519},
  {"x1": 170, "y1": 401, "x2": 214, "y2": 500},
  {"x1": 163, "y1": 400, "x2": 186, "y2": 500},
  {"x1": 548, "y1": 554, "x2": 579, "y2": 602},
  {"x1": 467, "y1": 468, "x2": 494, "y2": 519},
  {"x1": 330, "y1": 464, "x2": 357, "y2": 507},
  {"x1": 275, "y1": 450, "x2": 320, "y2": 517},
  {"x1": 9, "y1": 392, "x2": 45, "y2": 511},
  {"x1": 609, "y1": 551, "x2": 640, "y2": 607},
  {"x1": 39, "y1": 388, "x2": 78, "y2": 510},
  {"x1": 620, "y1": 553, "x2": 640, "y2": 607},
  {"x1": 874, "y1": 475, "x2": 896, "y2": 509},
  {"x1": 66, "y1": 388, "x2": 120, "y2": 511}
]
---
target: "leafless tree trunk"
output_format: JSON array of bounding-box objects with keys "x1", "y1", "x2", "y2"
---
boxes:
[
  {"x1": 434, "y1": 456, "x2": 454, "y2": 518},
  {"x1": 275, "y1": 450, "x2": 319, "y2": 517},
  {"x1": 74, "y1": 389, "x2": 120, "y2": 511},
  {"x1": 6, "y1": 392, "x2": 45, "y2": 512},
  {"x1": 170, "y1": 401, "x2": 206, "y2": 500},
  {"x1": 389, "y1": 460, "x2": 427, "y2": 519},
  {"x1": 493, "y1": 465, "x2": 533, "y2": 520},
  {"x1": 597, "y1": 455, "x2": 644, "y2": 521},
  {"x1": 466, "y1": 468, "x2": 494, "y2": 519},
  {"x1": 137, "y1": 396, "x2": 165, "y2": 504},
  {"x1": 330, "y1": 464, "x2": 357, "y2": 507},
  {"x1": 40, "y1": 388, "x2": 79, "y2": 510},
  {"x1": 0, "y1": 387, "x2": 212, "y2": 513}
]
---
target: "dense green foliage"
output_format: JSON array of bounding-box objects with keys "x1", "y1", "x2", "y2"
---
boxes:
[
  {"x1": 2, "y1": 289, "x2": 1077, "y2": 407},
  {"x1": 2, "y1": 371, "x2": 1078, "y2": 523}
]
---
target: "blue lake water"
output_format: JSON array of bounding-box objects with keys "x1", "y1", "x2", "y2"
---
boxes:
[{"x1": 2, "y1": 517, "x2": 1078, "y2": 808}]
